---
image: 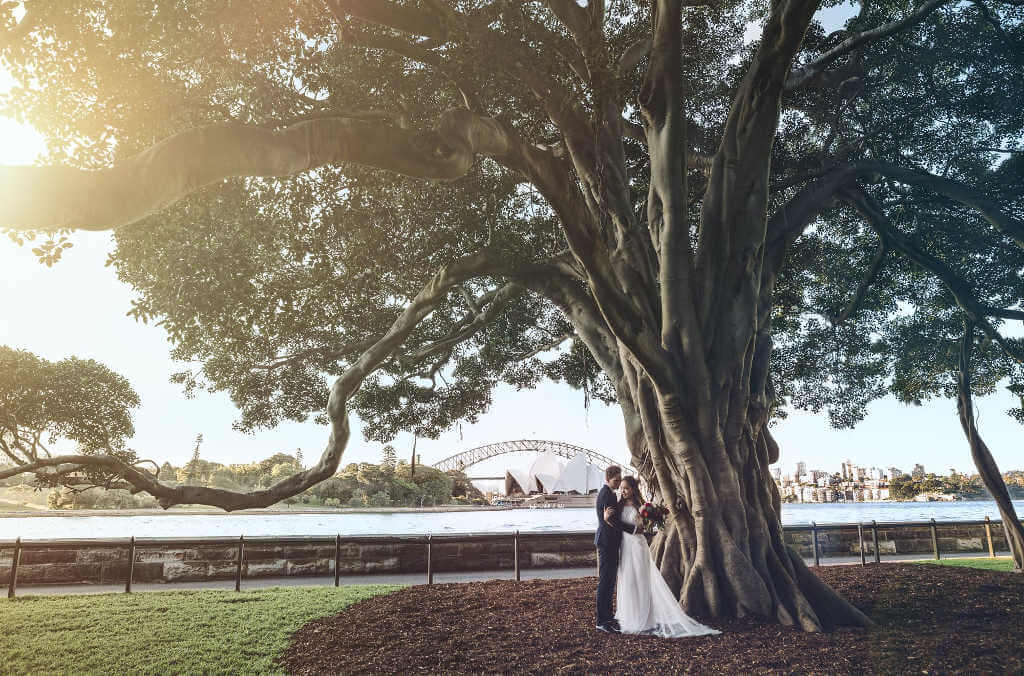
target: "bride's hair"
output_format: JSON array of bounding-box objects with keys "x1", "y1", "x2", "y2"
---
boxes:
[{"x1": 618, "y1": 475, "x2": 644, "y2": 507}]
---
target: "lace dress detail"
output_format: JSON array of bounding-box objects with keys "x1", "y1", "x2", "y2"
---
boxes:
[{"x1": 614, "y1": 504, "x2": 721, "y2": 638}]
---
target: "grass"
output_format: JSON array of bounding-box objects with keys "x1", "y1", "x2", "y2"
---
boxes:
[
  {"x1": 0, "y1": 584, "x2": 402, "y2": 675},
  {"x1": 912, "y1": 556, "x2": 1017, "y2": 572}
]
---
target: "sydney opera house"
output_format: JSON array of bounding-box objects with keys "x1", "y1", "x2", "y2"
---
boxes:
[{"x1": 504, "y1": 451, "x2": 607, "y2": 497}]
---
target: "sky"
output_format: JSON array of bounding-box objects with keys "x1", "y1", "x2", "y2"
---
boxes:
[{"x1": 1, "y1": 6, "x2": 1022, "y2": 490}]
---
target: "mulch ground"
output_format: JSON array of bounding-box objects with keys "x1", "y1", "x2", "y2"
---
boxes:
[{"x1": 281, "y1": 564, "x2": 1024, "y2": 674}]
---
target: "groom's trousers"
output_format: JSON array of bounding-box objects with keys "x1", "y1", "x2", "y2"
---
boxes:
[{"x1": 596, "y1": 544, "x2": 619, "y2": 626}]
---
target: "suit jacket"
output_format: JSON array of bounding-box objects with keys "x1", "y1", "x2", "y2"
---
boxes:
[{"x1": 594, "y1": 484, "x2": 639, "y2": 548}]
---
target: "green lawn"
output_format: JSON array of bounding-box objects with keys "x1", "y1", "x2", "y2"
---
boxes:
[
  {"x1": 913, "y1": 556, "x2": 1017, "y2": 572},
  {"x1": 0, "y1": 584, "x2": 401, "y2": 675}
]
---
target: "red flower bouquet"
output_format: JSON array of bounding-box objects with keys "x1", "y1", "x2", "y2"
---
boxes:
[{"x1": 638, "y1": 502, "x2": 668, "y2": 534}]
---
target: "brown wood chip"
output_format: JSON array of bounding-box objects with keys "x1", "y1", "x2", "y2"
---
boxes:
[{"x1": 280, "y1": 563, "x2": 1024, "y2": 674}]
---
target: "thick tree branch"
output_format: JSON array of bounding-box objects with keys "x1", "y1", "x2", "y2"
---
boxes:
[
  {"x1": 505, "y1": 142, "x2": 671, "y2": 392},
  {"x1": 253, "y1": 336, "x2": 380, "y2": 371},
  {"x1": 1, "y1": 110, "x2": 511, "y2": 231},
  {"x1": 828, "y1": 233, "x2": 888, "y2": 325},
  {"x1": 984, "y1": 307, "x2": 1024, "y2": 321},
  {"x1": 325, "y1": 0, "x2": 450, "y2": 41},
  {"x1": 337, "y1": 25, "x2": 482, "y2": 111},
  {"x1": 957, "y1": 322, "x2": 1024, "y2": 569},
  {"x1": 843, "y1": 187, "x2": 1024, "y2": 364},
  {"x1": 401, "y1": 283, "x2": 524, "y2": 364},
  {"x1": 640, "y1": 0, "x2": 700, "y2": 362},
  {"x1": 620, "y1": 37, "x2": 653, "y2": 75},
  {"x1": 786, "y1": 0, "x2": 955, "y2": 89},
  {"x1": 765, "y1": 158, "x2": 1024, "y2": 280},
  {"x1": 517, "y1": 331, "x2": 575, "y2": 360},
  {"x1": 860, "y1": 161, "x2": 1024, "y2": 250},
  {"x1": 697, "y1": 0, "x2": 821, "y2": 386},
  {"x1": 543, "y1": 0, "x2": 592, "y2": 44}
]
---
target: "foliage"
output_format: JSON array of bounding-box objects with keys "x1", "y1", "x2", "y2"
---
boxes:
[
  {"x1": 310, "y1": 460, "x2": 476, "y2": 507},
  {"x1": 1, "y1": 1, "x2": 1018, "y2": 448},
  {"x1": 0, "y1": 346, "x2": 140, "y2": 488},
  {"x1": 0, "y1": 585, "x2": 400, "y2": 675}
]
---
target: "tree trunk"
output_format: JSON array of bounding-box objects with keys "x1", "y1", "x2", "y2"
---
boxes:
[
  {"x1": 957, "y1": 324, "x2": 1024, "y2": 570},
  {"x1": 611, "y1": 328, "x2": 872, "y2": 632},
  {"x1": 631, "y1": 395, "x2": 871, "y2": 631}
]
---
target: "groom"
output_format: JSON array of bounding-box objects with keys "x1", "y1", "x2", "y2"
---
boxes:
[{"x1": 595, "y1": 465, "x2": 641, "y2": 633}]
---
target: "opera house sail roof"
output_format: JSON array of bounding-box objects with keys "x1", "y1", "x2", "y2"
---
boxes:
[{"x1": 504, "y1": 451, "x2": 608, "y2": 496}]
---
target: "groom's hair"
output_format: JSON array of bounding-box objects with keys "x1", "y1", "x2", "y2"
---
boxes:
[{"x1": 605, "y1": 465, "x2": 622, "y2": 480}]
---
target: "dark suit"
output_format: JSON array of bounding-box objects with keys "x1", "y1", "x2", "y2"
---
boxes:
[{"x1": 594, "y1": 484, "x2": 639, "y2": 626}]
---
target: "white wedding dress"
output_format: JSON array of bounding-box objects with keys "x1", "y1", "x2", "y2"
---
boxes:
[{"x1": 615, "y1": 504, "x2": 721, "y2": 638}]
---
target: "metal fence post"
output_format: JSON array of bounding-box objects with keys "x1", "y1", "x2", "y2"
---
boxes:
[
  {"x1": 235, "y1": 536, "x2": 244, "y2": 592},
  {"x1": 985, "y1": 516, "x2": 995, "y2": 557},
  {"x1": 811, "y1": 522, "x2": 820, "y2": 566},
  {"x1": 930, "y1": 518, "x2": 940, "y2": 560},
  {"x1": 125, "y1": 536, "x2": 136, "y2": 593},
  {"x1": 871, "y1": 520, "x2": 880, "y2": 564},
  {"x1": 334, "y1": 534, "x2": 342, "y2": 587},
  {"x1": 514, "y1": 530, "x2": 520, "y2": 582},
  {"x1": 7, "y1": 537, "x2": 20, "y2": 599},
  {"x1": 858, "y1": 523, "x2": 866, "y2": 566},
  {"x1": 426, "y1": 535, "x2": 433, "y2": 585}
]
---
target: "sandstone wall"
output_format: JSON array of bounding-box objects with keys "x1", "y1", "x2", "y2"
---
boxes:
[
  {"x1": 0, "y1": 534, "x2": 596, "y2": 586},
  {"x1": 0, "y1": 522, "x2": 1013, "y2": 587}
]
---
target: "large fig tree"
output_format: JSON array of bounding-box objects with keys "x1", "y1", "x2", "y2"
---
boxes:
[{"x1": 2, "y1": 0, "x2": 1023, "y2": 630}]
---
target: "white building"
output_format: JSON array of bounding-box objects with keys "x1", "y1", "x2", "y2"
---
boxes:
[
  {"x1": 505, "y1": 451, "x2": 606, "y2": 496},
  {"x1": 551, "y1": 453, "x2": 606, "y2": 494}
]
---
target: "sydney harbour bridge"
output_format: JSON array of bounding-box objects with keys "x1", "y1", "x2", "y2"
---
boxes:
[{"x1": 431, "y1": 439, "x2": 631, "y2": 482}]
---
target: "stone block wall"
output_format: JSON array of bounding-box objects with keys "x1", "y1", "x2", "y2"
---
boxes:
[
  {"x1": 0, "y1": 534, "x2": 598, "y2": 586},
  {"x1": 0, "y1": 523, "x2": 1013, "y2": 587},
  {"x1": 782, "y1": 522, "x2": 1009, "y2": 558}
]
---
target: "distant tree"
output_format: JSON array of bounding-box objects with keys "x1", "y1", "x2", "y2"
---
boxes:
[
  {"x1": 920, "y1": 475, "x2": 944, "y2": 495},
  {"x1": 0, "y1": 346, "x2": 143, "y2": 491},
  {"x1": 447, "y1": 470, "x2": 486, "y2": 503},
  {"x1": 209, "y1": 467, "x2": 242, "y2": 491},
  {"x1": 381, "y1": 445, "x2": 397, "y2": 478},
  {"x1": 295, "y1": 448, "x2": 304, "y2": 469},
  {"x1": 185, "y1": 434, "x2": 203, "y2": 485},
  {"x1": 270, "y1": 461, "x2": 300, "y2": 481},
  {"x1": 367, "y1": 490, "x2": 392, "y2": 507},
  {"x1": 889, "y1": 476, "x2": 919, "y2": 501},
  {"x1": 347, "y1": 488, "x2": 368, "y2": 508}
]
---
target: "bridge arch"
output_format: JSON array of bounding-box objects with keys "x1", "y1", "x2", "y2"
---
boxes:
[{"x1": 432, "y1": 439, "x2": 631, "y2": 474}]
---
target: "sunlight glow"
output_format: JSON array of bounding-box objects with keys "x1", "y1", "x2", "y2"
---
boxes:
[
  {"x1": 0, "y1": 116, "x2": 45, "y2": 166},
  {"x1": 0, "y1": 64, "x2": 45, "y2": 166}
]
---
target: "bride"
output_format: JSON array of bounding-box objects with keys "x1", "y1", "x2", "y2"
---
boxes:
[{"x1": 608, "y1": 476, "x2": 721, "y2": 638}]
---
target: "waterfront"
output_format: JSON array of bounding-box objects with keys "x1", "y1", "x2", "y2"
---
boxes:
[{"x1": 1, "y1": 500, "x2": 1023, "y2": 540}]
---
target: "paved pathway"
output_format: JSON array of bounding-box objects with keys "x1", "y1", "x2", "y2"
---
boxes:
[{"x1": 9, "y1": 551, "x2": 1012, "y2": 597}]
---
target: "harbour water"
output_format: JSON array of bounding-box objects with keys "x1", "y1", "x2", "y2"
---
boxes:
[{"x1": 1, "y1": 500, "x2": 1023, "y2": 541}]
